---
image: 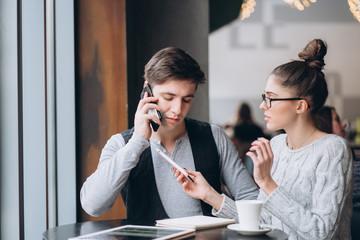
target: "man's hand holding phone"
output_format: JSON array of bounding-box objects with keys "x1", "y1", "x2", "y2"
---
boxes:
[
  {"x1": 140, "y1": 81, "x2": 163, "y2": 132},
  {"x1": 134, "y1": 87, "x2": 162, "y2": 140}
]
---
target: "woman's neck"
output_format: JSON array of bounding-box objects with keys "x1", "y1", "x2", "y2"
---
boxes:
[{"x1": 285, "y1": 124, "x2": 321, "y2": 150}]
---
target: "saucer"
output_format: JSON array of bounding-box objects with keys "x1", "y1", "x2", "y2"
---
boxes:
[{"x1": 227, "y1": 224, "x2": 271, "y2": 236}]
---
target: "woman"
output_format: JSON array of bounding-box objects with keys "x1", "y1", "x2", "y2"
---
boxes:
[{"x1": 175, "y1": 39, "x2": 353, "y2": 239}]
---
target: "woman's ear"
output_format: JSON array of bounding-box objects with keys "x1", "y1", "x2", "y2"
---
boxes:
[{"x1": 296, "y1": 99, "x2": 310, "y2": 113}]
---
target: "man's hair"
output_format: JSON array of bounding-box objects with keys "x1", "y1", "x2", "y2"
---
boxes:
[{"x1": 144, "y1": 47, "x2": 205, "y2": 87}]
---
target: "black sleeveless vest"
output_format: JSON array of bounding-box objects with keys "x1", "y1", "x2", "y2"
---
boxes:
[{"x1": 120, "y1": 118, "x2": 221, "y2": 222}]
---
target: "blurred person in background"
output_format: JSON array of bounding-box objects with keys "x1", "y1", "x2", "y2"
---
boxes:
[
  {"x1": 232, "y1": 102, "x2": 268, "y2": 176},
  {"x1": 315, "y1": 106, "x2": 347, "y2": 138}
]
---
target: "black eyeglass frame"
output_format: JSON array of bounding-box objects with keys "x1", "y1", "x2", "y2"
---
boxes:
[{"x1": 261, "y1": 94, "x2": 310, "y2": 109}]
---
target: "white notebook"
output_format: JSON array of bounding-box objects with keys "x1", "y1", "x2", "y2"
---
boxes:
[{"x1": 156, "y1": 215, "x2": 236, "y2": 230}]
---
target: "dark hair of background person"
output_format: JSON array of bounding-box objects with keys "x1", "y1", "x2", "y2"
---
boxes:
[
  {"x1": 271, "y1": 39, "x2": 328, "y2": 114},
  {"x1": 233, "y1": 103, "x2": 266, "y2": 142},
  {"x1": 314, "y1": 106, "x2": 334, "y2": 133},
  {"x1": 144, "y1": 47, "x2": 206, "y2": 87},
  {"x1": 236, "y1": 102, "x2": 253, "y2": 125}
]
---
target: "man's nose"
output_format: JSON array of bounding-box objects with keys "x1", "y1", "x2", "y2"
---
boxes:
[{"x1": 171, "y1": 100, "x2": 182, "y2": 114}]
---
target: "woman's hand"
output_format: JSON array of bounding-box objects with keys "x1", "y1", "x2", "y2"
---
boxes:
[
  {"x1": 175, "y1": 169, "x2": 224, "y2": 211},
  {"x1": 246, "y1": 137, "x2": 278, "y2": 195},
  {"x1": 133, "y1": 92, "x2": 162, "y2": 140}
]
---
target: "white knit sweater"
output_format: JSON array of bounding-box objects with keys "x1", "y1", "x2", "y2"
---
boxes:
[{"x1": 214, "y1": 134, "x2": 354, "y2": 240}]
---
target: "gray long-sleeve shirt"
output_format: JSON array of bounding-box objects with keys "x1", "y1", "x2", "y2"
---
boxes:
[{"x1": 80, "y1": 124, "x2": 259, "y2": 218}]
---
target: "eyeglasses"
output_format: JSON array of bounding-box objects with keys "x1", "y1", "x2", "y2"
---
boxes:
[{"x1": 261, "y1": 94, "x2": 309, "y2": 109}]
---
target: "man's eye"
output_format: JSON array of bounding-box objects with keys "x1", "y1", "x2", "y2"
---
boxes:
[
  {"x1": 164, "y1": 97, "x2": 173, "y2": 101},
  {"x1": 183, "y1": 99, "x2": 191, "y2": 103}
]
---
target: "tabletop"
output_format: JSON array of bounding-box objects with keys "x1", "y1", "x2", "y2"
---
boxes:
[{"x1": 42, "y1": 218, "x2": 288, "y2": 240}]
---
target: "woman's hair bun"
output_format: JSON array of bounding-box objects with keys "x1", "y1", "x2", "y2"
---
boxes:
[{"x1": 298, "y1": 39, "x2": 327, "y2": 70}]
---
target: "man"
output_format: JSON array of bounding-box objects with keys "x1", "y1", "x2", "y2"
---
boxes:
[{"x1": 80, "y1": 47, "x2": 258, "y2": 221}]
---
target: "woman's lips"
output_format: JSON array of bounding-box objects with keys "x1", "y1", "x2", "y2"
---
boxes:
[{"x1": 264, "y1": 115, "x2": 270, "y2": 121}]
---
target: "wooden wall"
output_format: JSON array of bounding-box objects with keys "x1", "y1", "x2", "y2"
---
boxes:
[{"x1": 75, "y1": 0, "x2": 128, "y2": 221}]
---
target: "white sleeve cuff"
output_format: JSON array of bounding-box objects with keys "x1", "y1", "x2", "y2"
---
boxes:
[{"x1": 211, "y1": 194, "x2": 238, "y2": 221}]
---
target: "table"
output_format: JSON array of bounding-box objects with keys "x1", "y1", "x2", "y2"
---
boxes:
[{"x1": 42, "y1": 219, "x2": 288, "y2": 240}]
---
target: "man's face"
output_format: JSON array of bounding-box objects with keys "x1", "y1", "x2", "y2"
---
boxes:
[{"x1": 152, "y1": 79, "x2": 196, "y2": 130}]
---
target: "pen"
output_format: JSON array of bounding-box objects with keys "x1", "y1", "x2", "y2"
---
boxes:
[{"x1": 155, "y1": 148, "x2": 194, "y2": 183}]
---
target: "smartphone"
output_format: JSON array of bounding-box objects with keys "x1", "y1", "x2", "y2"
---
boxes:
[
  {"x1": 155, "y1": 148, "x2": 194, "y2": 183},
  {"x1": 140, "y1": 81, "x2": 162, "y2": 132}
]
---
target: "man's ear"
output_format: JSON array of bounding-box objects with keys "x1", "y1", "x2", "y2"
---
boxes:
[{"x1": 296, "y1": 99, "x2": 310, "y2": 113}]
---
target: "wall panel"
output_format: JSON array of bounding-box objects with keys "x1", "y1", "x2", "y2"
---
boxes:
[{"x1": 76, "y1": 0, "x2": 128, "y2": 221}]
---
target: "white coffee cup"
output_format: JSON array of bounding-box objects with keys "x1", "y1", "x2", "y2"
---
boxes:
[{"x1": 236, "y1": 200, "x2": 263, "y2": 230}]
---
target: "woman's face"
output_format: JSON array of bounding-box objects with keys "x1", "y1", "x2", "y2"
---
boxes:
[
  {"x1": 331, "y1": 109, "x2": 346, "y2": 138},
  {"x1": 260, "y1": 75, "x2": 301, "y2": 131}
]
